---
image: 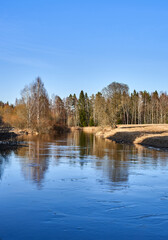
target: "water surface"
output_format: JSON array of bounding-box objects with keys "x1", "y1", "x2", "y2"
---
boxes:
[{"x1": 0, "y1": 132, "x2": 168, "y2": 239}]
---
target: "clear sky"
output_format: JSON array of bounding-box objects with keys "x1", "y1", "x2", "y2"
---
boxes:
[{"x1": 0, "y1": 0, "x2": 168, "y2": 103}]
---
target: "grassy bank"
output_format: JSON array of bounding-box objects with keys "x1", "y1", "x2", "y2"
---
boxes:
[
  {"x1": 70, "y1": 126, "x2": 100, "y2": 133},
  {"x1": 95, "y1": 124, "x2": 168, "y2": 150}
]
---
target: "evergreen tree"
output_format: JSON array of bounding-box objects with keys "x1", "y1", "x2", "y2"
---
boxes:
[{"x1": 78, "y1": 91, "x2": 87, "y2": 127}]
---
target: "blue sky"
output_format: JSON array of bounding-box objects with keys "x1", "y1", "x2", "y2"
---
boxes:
[{"x1": 0, "y1": 0, "x2": 168, "y2": 103}]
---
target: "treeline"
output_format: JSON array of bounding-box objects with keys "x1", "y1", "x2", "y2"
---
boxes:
[{"x1": 0, "y1": 78, "x2": 168, "y2": 132}]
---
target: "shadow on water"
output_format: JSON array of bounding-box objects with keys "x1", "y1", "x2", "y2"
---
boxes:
[
  {"x1": 0, "y1": 148, "x2": 13, "y2": 180},
  {"x1": 10, "y1": 131, "x2": 168, "y2": 190}
]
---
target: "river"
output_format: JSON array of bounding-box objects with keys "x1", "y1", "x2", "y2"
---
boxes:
[{"x1": 0, "y1": 131, "x2": 168, "y2": 239}]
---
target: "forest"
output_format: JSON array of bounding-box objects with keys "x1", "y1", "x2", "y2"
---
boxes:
[{"x1": 0, "y1": 77, "x2": 168, "y2": 133}]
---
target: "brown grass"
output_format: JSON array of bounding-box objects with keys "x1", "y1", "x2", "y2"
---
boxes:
[
  {"x1": 96, "y1": 124, "x2": 168, "y2": 149},
  {"x1": 70, "y1": 126, "x2": 100, "y2": 133}
]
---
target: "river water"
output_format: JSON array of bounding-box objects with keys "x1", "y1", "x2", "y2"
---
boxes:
[{"x1": 0, "y1": 132, "x2": 168, "y2": 239}]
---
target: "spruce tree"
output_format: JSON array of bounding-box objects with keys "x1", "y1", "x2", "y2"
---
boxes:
[{"x1": 78, "y1": 91, "x2": 87, "y2": 127}]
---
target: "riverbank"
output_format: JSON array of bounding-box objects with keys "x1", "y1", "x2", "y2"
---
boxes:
[
  {"x1": 7, "y1": 125, "x2": 168, "y2": 150},
  {"x1": 0, "y1": 127, "x2": 23, "y2": 151},
  {"x1": 95, "y1": 124, "x2": 168, "y2": 149},
  {"x1": 70, "y1": 126, "x2": 100, "y2": 133},
  {"x1": 13, "y1": 125, "x2": 70, "y2": 136}
]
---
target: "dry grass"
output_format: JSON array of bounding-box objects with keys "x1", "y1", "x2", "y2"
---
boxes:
[
  {"x1": 82, "y1": 127, "x2": 101, "y2": 133},
  {"x1": 96, "y1": 124, "x2": 168, "y2": 149},
  {"x1": 70, "y1": 126, "x2": 100, "y2": 133}
]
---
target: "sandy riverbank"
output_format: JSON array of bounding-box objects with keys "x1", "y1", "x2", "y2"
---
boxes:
[{"x1": 95, "y1": 124, "x2": 168, "y2": 149}]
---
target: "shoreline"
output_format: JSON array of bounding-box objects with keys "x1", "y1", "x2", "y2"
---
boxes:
[
  {"x1": 0, "y1": 127, "x2": 24, "y2": 151},
  {"x1": 2, "y1": 124, "x2": 168, "y2": 151},
  {"x1": 94, "y1": 124, "x2": 168, "y2": 150}
]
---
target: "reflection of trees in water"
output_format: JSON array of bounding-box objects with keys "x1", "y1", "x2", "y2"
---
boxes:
[
  {"x1": 67, "y1": 132, "x2": 168, "y2": 184},
  {"x1": 95, "y1": 137, "x2": 168, "y2": 183},
  {"x1": 134, "y1": 143, "x2": 168, "y2": 167},
  {"x1": 16, "y1": 134, "x2": 74, "y2": 186},
  {"x1": 66, "y1": 132, "x2": 130, "y2": 184},
  {"x1": 16, "y1": 132, "x2": 168, "y2": 188},
  {"x1": 94, "y1": 138, "x2": 135, "y2": 184},
  {"x1": 16, "y1": 135, "x2": 51, "y2": 187},
  {"x1": 0, "y1": 149, "x2": 13, "y2": 180}
]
